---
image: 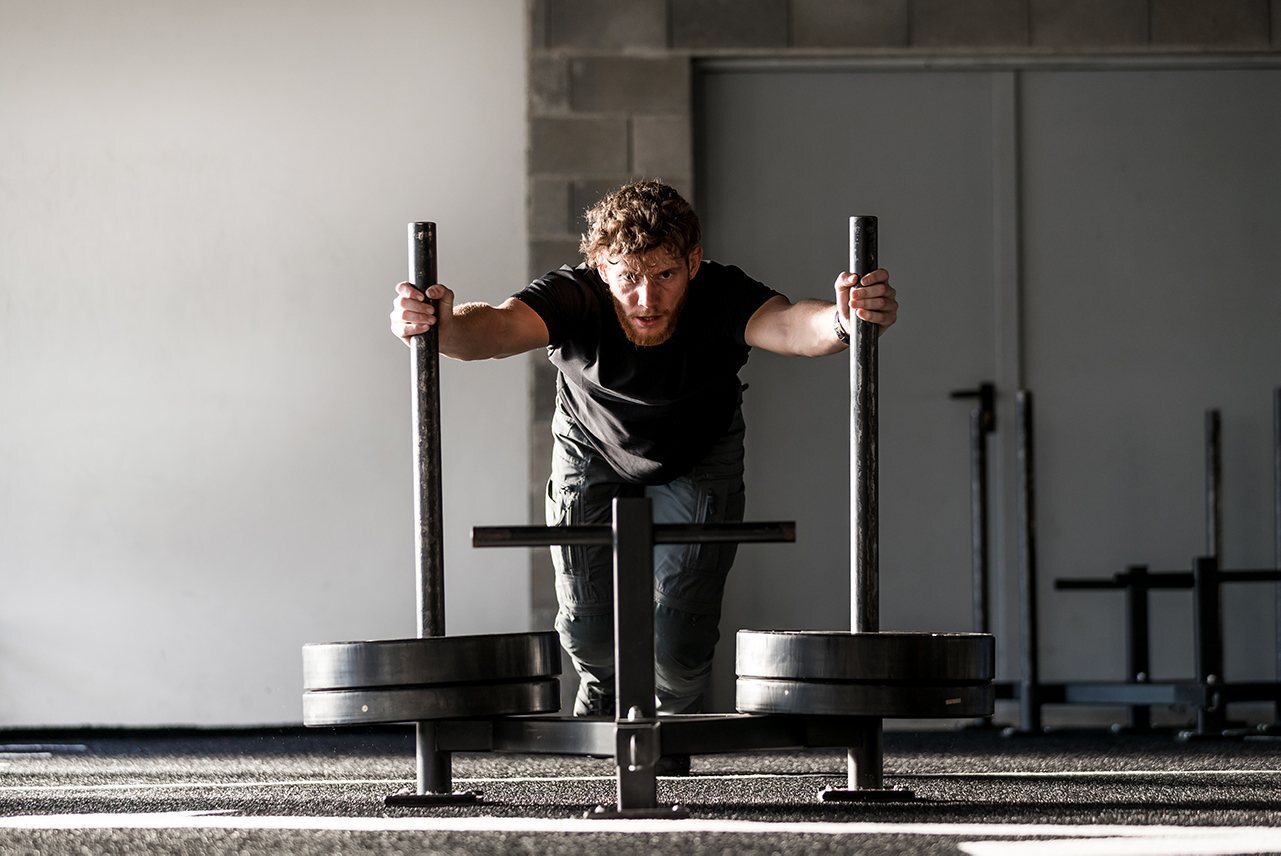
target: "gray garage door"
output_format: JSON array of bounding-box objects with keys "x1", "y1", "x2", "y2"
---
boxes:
[{"x1": 697, "y1": 61, "x2": 1281, "y2": 712}]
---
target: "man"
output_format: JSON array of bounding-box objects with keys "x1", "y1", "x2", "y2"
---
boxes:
[{"x1": 389, "y1": 181, "x2": 897, "y2": 717}]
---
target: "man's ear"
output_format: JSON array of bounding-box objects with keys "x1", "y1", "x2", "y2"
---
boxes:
[{"x1": 687, "y1": 246, "x2": 703, "y2": 279}]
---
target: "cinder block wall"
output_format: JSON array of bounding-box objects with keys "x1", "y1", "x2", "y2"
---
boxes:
[{"x1": 523, "y1": 0, "x2": 1280, "y2": 630}]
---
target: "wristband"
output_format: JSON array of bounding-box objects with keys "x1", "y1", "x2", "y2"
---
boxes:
[{"x1": 834, "y1": 309, "x2": 851, "y2": 345}]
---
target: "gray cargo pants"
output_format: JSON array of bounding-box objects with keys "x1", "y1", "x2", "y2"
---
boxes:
[{"x1": 546, "y1": 394, "x2": 746, "y2": 716}]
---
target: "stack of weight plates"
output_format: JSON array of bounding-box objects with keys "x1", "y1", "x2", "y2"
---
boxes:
[
  {"x1": 303, "y1": 631, "x2": 561, "y2": 726},
  {"x1": 736, "y1": 630, "x2": 994, "y2": 717}
]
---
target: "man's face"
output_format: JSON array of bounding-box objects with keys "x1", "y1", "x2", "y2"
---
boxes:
[{"x1": 597, "y1": 246, "x2": 702, "y2": 347}]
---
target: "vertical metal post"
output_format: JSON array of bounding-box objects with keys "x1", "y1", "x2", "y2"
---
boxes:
[
  {"x1": 969, "y1": 409, "x2": 990, "y2": 633},
  {"x1": 407, "y1": 222, "x2": 455, "y2": 801},
  {"x1": 587, "y1": 496, "x2": 683, "y2": 819},
  {"x1": 413, "y1": 721, "x2": 449, "y2": 797},
  {"x1": 1275, "y1": 387, "x2": 1281, "y2": 571},
  {"x1": 968, "y1": 391, "x2": 994, "y2": 729},
  {"x1": 1274, "y1": 388, "x2": 1281, "y2": 722},
  {"x1": 411, "y1": 222, "x2": 446, "y2": 640},
  {"x1": 1124, "y1": 565, "x2": 1151, "y2": 731},
  {"x1": 1205, "y1": 409, "x2": 1222, "y2": 569},
  {"x1": 850, "y1": 215, "x2": 879, "y2": 632},
  {"x1": 1016, "y1": 389, "x2": 1042, "y2": 733},
  {"x1": 613, "y1": 497, "x2": 658, "y2": 811},
  {"x1": 848, "y1": 215, "x2": 881, "y2": 790},
  {"x1": 383, "y1": 225, "x2": 473, "y2": 808},
  {"x1": 970, "y1": 384, "x2": 995, "y2": 633},
  {"x1": 1192, "y1": 555, "x2": 1225, "y2": 737},
  {"x1": 613, "y1": 497, "x2": 656, "y2": 721},
  {"x1": 819, "y1": 217, "x2": 909, "y2": 803},
  {"x1": 1197, "y1": 410, "x2": 1223, "y2": 737},
  {"x1": 950, "y1": 383, "x2": 996, "y2": 636}
]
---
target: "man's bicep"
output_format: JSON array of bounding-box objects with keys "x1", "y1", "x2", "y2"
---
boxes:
[
  {"x1": 742, "y1": 294, "x2": 794, "y2": 352},
  {"x1": 496, "y1": 296, "x2": 551, "y2": 356}
]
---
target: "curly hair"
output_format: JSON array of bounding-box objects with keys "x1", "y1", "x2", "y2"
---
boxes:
[{"x1": 578, "y1": 180, "x2": 702, "y2": 264}]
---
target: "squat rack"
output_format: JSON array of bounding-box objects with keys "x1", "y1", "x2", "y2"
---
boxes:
[{"x1": 954, "y1": 384, "x2": 1281, "y2": 736}]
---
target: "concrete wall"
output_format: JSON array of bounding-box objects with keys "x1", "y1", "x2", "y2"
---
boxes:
[{"x1": 0, "y1": 0, "x2": 529, "y2": 726}]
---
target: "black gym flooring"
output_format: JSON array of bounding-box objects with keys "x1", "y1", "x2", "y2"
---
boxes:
[{"x1": 4, "y1": 725, "x2": 1281, "y2": 855}]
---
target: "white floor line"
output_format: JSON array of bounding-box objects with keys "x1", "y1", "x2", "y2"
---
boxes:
[
  {"x1": 0, "y1": 778, "x2": 409, "y2": 794},
  {"x1": 2, "y1": 810, "x2": 1281, "y2": 849},
  {"x1": 0, "y1": 772, "x2": 871, "y2": 796},
  {"x1": 0, "y1": 774, "x2": 625, "y2": 795},
  {"x1": 0, "y1": 744, "x2": 88, "y2": 752},
  {"x1": 960, "y1": 833, "x2": 1281, "y2": 856},
  {"x1": 900, "y1": 768, "x2": 1281, "y2": 779},
  {"x1": 2, "y1": 767, "x2": 1278, "y2": 795},
  {"x1": 0, "y1": 753, "x2": 54, "y2": 760}
]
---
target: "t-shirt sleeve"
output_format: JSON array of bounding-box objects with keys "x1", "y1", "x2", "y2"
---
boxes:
[
  {"x1": 512, "y1": 265, "x2": 592, "y2": 348},
  {"x1": 716, "y1": 264, "x2": 781, "y2": 346}
]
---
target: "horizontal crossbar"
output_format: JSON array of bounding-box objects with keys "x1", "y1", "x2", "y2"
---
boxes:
[
  {"x1": 430, "y1": 713, "x2": 879, "y2": 756},
  {"x1": 472, "y1": 521, "x2": 796, "y2": 548},
  {"x1": 1055, "y1": 569, "x2": 1281, "y2": 590}
]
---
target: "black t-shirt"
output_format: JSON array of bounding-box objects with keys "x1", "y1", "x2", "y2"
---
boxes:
[{"x1": 514, "y1": 260, "x2": 779, "y2": 485}]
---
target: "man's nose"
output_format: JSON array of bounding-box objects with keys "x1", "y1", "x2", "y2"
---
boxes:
[{"x1": 635, "y1": 281, "x2": 653, "y2": 307}]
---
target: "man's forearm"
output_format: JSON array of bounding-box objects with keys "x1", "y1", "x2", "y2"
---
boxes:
[
  {"x1": 438, "y1": 300, "x2": 549, "y2": 361},
  {"x1": 439, "y1": 302, "x2": 509, "y2": 361},
  {"x1": 794, "y1": 298, "x2": 848, "y2": 357}
]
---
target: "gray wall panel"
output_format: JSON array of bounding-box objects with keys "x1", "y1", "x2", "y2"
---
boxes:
[
  {"x1": 1020, "y1": 68, "x2": 1281, "y2": 684},
  {"x1": 697, "y1": 68, "x2": 999, "y2": 709},
  {"x1": 698, "y1": 62, "x2": 1281, "y2": 717}
]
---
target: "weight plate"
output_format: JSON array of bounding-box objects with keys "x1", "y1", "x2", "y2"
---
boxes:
[
  {"x1": 302, "y1": 631, "x2": 561, "y2": 691},
  {"x1": 736, "y1": 677, "x2": 995, "y2": 718},
  {"x1": 736, "y1": 631, "x2": 994, "y2": 683},
  {"x1": 303, "y1": 678, "x2": 561, "y2": 726}
]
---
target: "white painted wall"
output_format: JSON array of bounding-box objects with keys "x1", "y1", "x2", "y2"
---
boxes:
[{"x1": 0, "y1": 0, "x2": 530, "y2": 726}]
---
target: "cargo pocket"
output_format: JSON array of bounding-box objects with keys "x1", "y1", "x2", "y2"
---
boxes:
[
  {"x1": 547, "y1": 478, "x2": 613, "y2": 614},
  {"x1": 665, "y1": 478, "x2": 744, "y2": 614}
]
